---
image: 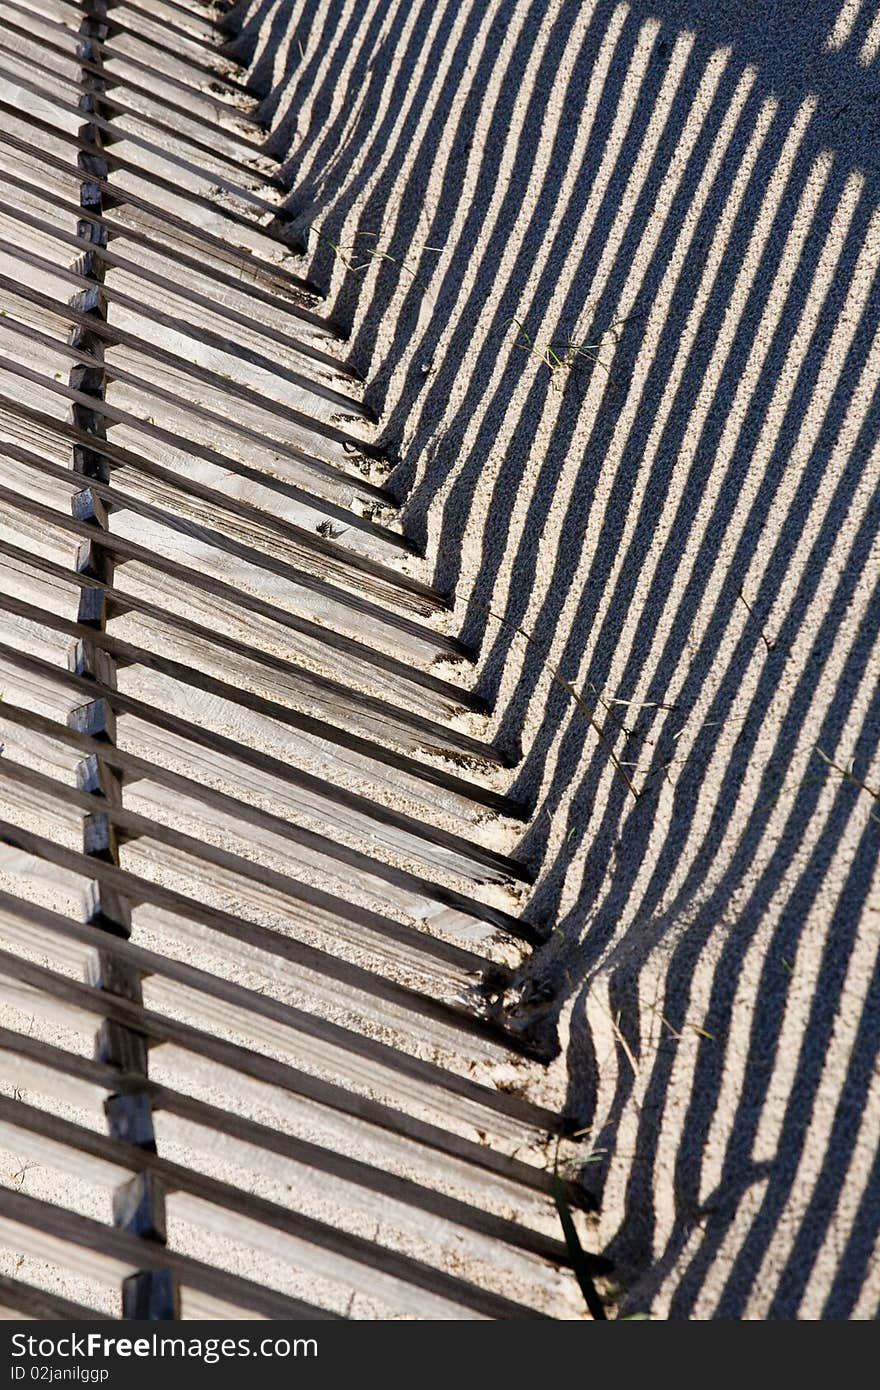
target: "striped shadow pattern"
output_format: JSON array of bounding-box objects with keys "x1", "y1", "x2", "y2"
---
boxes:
[{"x1": 257, "y1": 0, "x2": 880, "y2": 1320}]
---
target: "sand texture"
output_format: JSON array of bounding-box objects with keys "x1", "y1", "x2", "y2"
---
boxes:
[
  {"x1": 0, "y1": 0, "x2": 596, "y2": 1320},
  {"x1": 228, "y1": 0, "x2": 880, "y2": 1319},
  {"x1": 0, "y1": 0, "x2": 876, "y2": 1321}
]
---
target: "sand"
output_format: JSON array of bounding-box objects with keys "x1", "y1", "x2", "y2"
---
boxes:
[
  {"x1": 0, "y1": 0, "x2": 586, "y2": 1318},
  {"x1": 225, "y1": 0, "x2": 880, "y2": 1318}
]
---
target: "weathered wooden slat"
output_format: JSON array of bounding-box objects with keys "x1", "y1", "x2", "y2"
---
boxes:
[
  {"x1": 0, "y1": 170, "x2": 331, "y2": 355},
  {"x1": 0, "y1": 1097, "x2": 548, "y2": 1319},
  {"x1": 0, "y1": 0, "x2": 592, "y2": 1322},
  {"x1": 0, "y1": 104, "x2": 317, "y2": 300},
  {"x1": 0, "y1": 534, "x2": 477, "y2": 742},
  {"x1": 0, "y1": 1017, "x2": 575, "y2": 1264},
  {"x1": 0, "y1": 334, "x2": 392, "y2": 558},
  {"x1": 0, "y1": 696, "x2": 527, "y2": 938},
  {"x1": 0, "y1": 55, "x2": 290, "y2": 225},
  {"x1": 0, "y1": 0, "x2": 256, "y2": 113},
  {"x1": 0, "y1": 317, "x2": 386, "y2": 531},
  {"x1": 0, "y1": 545, "x2": 495, "y2": 765},
  {"x1": 17, "y1": 0, "x2": 256, "y2": 95},
  {"x1": 0, "y1": 778, "x2": 511, "y2": 1006},
  {"x1": 0, "y1": 589, "x2": 503, "y2": 786},
  {"x1": 0, "y1": 807, "x2": 528, "y2": 1072},
  {"x1": 0, "y1": 222, "x2": 370, "y2": 423},
  {"x1": 114, "y1": 0, "x2": 233, "y2": 48},
  {"x1": 115, "y1": 0, "x2": 220, "y2": 40},
  {"x1": 0, "y1": 346, "x2": 404, "y2": 580},
  {"x1": 0, "y1": 945, "x2": 560, "y2": 1140},
  {"x1": 0, "y1": 12, "x2": 270, "y2": 164},
  {"x1": 0, "y1": 237, "x2": 378, "y2": 459},
  {"x1": 0, "y1": 1024, "x2": 593, "y2": 1219},
  {"x1": 0, "y1": 637, "x2": 529, "y2": 881},
  {"x1": 0, "y1": 500, "x2": 477, "y2": 711},
  {"x1": 59, "y1": 6, "x2": 177, "y2": 1311},
  {"x1": 0, "y1": 753, "x2": 527, "y2": 1018},
  {"x1": 0, "y1": 164, "x2": 351, "y2": 374},
  {"x1": 0, "y1": 430, "x2": 450, "y2": 646},
  {"x1": 0, "y1": 1187, "x2": 336, "y2": 1319},
  {"x1": 8, "y1": 0, "x2": 255, "y2": 108}
]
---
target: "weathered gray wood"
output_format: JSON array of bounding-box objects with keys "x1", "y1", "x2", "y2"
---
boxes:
[
  {"x1": 0, "y1": 636, "x2": 528, "y2": 881},
  {"x1": 0, "y1": 236, "x2": 373, "y2": 429},
  {"x1": 0, "y1": 540, "x2": 493, "y2": 765},
  {"x1": 0, "y1": 343, "x2": 404, "y2": 577},
  {"x1": 0, "y1": 750, "x2": 516, "y2": 999},
  {"x1": 0, "y1": 1186, "x2": 336, "y2": 1319},
  {"x1": 0, "y1": 0, "x2": 590, "y2": 1322},
  {"x1": 0, "y1": 428, "x2": 452, "y2": 650},
  {"x1": 0, "y1": 105, "x2": 316, "y2": 300},
  {"x1": 0, "y1": 1096, "x2": 548, "y2": 1318},
  {"x1": 15, "y1": 0, "x2": 255, "y2": 95},
  {"x1": 0, "y1": 784, "x2": 537, "y2": 1066},
  {"x1": 63, "y1": 10, "x2": 177, "y2": 1309},
  {"x1": 8, "y1": 0, "x2": 255, "y2": 108},
  {"x1": 0, "y1": 1013, "x2": 574, "y2": 1262},
  {"x1": 0, "y1": 695, "x2": 526, "y2": 937},
  {"x1": 0, "y1": 56, "x2": 290, "y2": 225},
  {"x1": 113, "y1": 0, "x2": 239, "y2": 51}
]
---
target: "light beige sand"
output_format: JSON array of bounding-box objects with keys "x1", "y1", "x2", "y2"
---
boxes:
[
  {"x1": 0, "y1": 7, "x2": 586, "y2": 1316},
  {"x1": 229, "y1": 0, "x2": 880, "y2": 1318}
]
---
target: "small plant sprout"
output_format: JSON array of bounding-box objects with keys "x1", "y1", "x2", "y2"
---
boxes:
[
  {"x1": 504, "y1": 312, "x2": 640, "y2": 376},
  {"x1": 815, "y1": 747, "x2": 880, "y2": 824},
  {"x1": 737, "y1": 585, "x2": 777, "y2": 652},
  {"x1": 308, "y1": 225, "x2": 442, "y2": 296}
]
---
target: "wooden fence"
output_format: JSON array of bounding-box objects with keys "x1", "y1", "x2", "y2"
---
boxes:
[{"x1": 0, "y1": 0, "x2": 601, "y2": 1319}]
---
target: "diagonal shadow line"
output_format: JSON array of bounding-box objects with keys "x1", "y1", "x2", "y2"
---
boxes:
[
  {"x1": 263, "y1": 0, "x2": 390, "y2": 172},
  {"x1": 517, "y1": 297, "x2": 880, "y2": 1257},
  {"x1": 599, "y1": 480, "x2": 880, "y2": 1309},
  {"x1": 332, "y1": 0, "x2": 550, "y2": 398},
  {"x1": 221, "y1": 0, "x2": 880, "y2": 1318},
  {"x1": 504, "y1": 118, "x2": 866, "y2": 929},
  {"x1": 430, "y1": 14, "x2": 689, "y2": 611}
]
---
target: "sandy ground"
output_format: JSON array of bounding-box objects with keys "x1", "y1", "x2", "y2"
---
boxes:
[
  {"x1": 227, "y1": 0, "x2": 880, "y2": 1318},
  {"x1": 0, "y1": 3, "x2": 588, "y2": 1318}
]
